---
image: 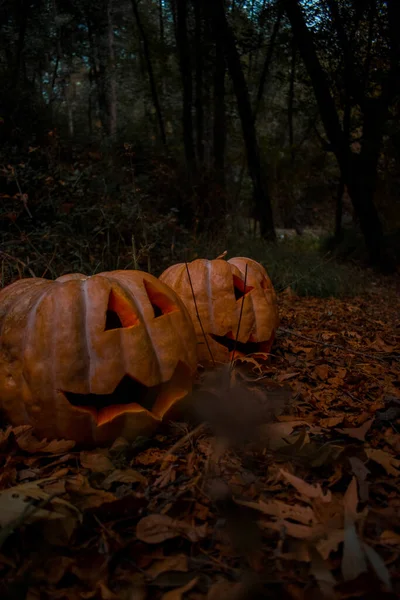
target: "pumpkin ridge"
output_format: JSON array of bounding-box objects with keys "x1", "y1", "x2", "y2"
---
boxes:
[
  {"x1": 0, "y1": 279, "x2": 49, "y2": 338},
  {"x1": 81, "y1": 278, "x2": 94, "y2": 392}
]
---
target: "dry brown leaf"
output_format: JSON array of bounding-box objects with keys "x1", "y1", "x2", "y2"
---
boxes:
[
  {"x1": 277, "y1": 371, "x2": 299, "y2": 382},
  {"x1": 257, "y1": 421, "x2": 310, "y2": 450},
  {"x1": 337, "y1": 418, "x2": 374, "y2": 441},
  {"x1": 316, "y1": 529, "x2": 345, "y2": 560},
  {"x1": 378, "y1": 530, "x2": 400, "y2": 546},
  {"x1": 65, "y1": 474, "x2": 117, "y2": 509},
  {"x1": 207, "y1": 581, "x2": 242, "y2": 600},
  {"x1": 160, "y1": 577, "x2": 198, "y2": 600},
  {"x1": 235, "y1": 498, "x2": 317, "y2": 525},
  {"x1": 365, "y1": 448, "x2": 400, "y2": 476},
  {"x1": 136, "y1": 514, "x2": 208, "y2": 544},
  {"x1": 15, "y1": 429, "x2": 76, "y2": 453},
  {"x1": 145, "y1": 555, "x2": 188, "y2": 578},
  {"x1": 314, "y1": 364, "x2": 329, "y2": 380},
  {"x1": 102, "y1": 468, "x2": 148, "y2": 489},
  {"x1": 279, "y1": 469, "x2": 332, "y2": 502},
  {"x1": 319, "y1": 416, "x2": 344, "y2": 428},
  {"x1": 80, "y1": 450, "x2": 114, "y2": 473}
]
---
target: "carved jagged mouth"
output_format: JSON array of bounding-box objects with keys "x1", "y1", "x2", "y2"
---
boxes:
[
  {"x1": 209, "y1": 333, "x2": 273, "y2": 356},
  {"x1": 62, "y1": 375, "x2": 162, "y2": 424}
]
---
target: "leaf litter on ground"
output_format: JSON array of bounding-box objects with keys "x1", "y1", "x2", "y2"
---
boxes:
[{"x1": 0, "y1": 280, "x2": 399, "y2": 599}]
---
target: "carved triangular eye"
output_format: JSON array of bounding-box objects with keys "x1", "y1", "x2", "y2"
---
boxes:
[
  {"x1": 105, "y1": 309, "x2": 123, "y2": 330},
  {"x1": 104, "y1": 290, "x2": 140, "y2": 331},
  {"x1": 143, "y1": 279, "x2": 178, "y2": 318},
  {"x1": 232, "y1": 275, "x2": 253, "y2": 301}
]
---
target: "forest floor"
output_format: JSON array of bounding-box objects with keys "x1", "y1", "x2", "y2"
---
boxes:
[{"x1": 0, "y1": 274, "x2": 399, "y2": 600}]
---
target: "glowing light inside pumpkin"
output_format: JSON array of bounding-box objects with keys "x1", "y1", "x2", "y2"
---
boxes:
[{"x1": 232, "y1": 275, "x2": 253, "y2": 300}]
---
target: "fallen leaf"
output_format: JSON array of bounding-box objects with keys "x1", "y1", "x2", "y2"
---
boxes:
[
  {"x1": 337, "y1": 418, "x2": 374, "y2": 441},
  {"x1": 80, "y1": 450, "x2": 114, "y2": 473},
  {"x1": 102, "y1": 468, "x2": 147, "y2": 489},
  {"x1": 65, "y1": 474, "x2": 117, "y2": 510},
  {"x1": 319, "y1": 416, "x2": 344, "y2": 428},
  {"x1": 314, "y1": 364, "x2": 329, "y2": 380},
  {"x1": 235, "y1": 498, "x2": 317, "y2": 525},
  {"x1": 145, "y1": 555, "x2": 188, "y2": 578},
  {"x1": 136, "y1": 514, "x2": 207, "y2": 544},
  {"x1": 365, "y1": 448, "x2": 400, "y2": 476},
  {"x1": 160, "y1": 576, "x2": 198, "y2": 599},
  {"x1": 277, "y1": 371, "x2": 299, "y2": 382},
  {"x1": 378, "y1": 530, "x2": 400, "y2": 546},
  {"x1": 279, "y1": 469, "x2": 332, "y2": 502}
]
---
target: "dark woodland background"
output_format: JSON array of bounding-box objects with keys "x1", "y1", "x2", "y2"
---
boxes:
[{"x1": 1, "y1": 0, "x2": 399, "y2": 292}]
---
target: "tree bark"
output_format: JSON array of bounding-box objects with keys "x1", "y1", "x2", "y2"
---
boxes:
[
  {"x1": 253, "y1": 6, "x2": 282, "y2": 124},
  {"x1": 207, "y1": 0, "x2": 275, "y2": 241},
  {"x1": 176, "y1": 0, "x2": 196, "y2": 175},
  {"x1": 193, "y1": 0, "x2": 204, "y2": 165},
  {"x1": 213, "y1": 28, "x2": 226, "y2": 190},
  {"x1": 107, "y1": 0, "x2": 117, "y2": 139},
  {"x1": 92, "y1": 0, "x2": 117, "y2": 139},
  {"x1": 284, "y1": 0, "x2": 398, "y2": 269},
  {"x1": 287, "y1": 37, "x2": 296, "y2": 165},
  {"x1": 132, "y1": 0, "x2": 167, "y2": 145}
]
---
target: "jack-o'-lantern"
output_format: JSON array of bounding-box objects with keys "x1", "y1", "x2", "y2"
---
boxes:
[
  {"x1": 0, "y1": 270, "x2": 197, "y2": 446},
  {"x1": 159, "y1": 256, "x2": 279, "y2": 365}
]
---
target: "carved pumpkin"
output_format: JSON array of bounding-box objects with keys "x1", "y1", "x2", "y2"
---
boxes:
[
  {"x1": 0, "y1": 270, "x2": 197, "y2": 446},
  {"x1": 159, "y1": 257, "x2": 279, "y2": 365}
]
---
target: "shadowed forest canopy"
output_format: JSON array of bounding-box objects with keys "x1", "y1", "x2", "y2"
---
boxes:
[{"x1": 0, "y1": 0, "x2": 399, "y2": 278}]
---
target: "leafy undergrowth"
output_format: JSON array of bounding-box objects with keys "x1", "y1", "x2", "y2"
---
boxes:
[{"x1": 0, "y1": 282, "x2": 400, "y2": 600}]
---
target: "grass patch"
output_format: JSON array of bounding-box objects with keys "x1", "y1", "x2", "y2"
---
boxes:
[{"x1": 183, "y1": 232, "x2": 366, "y2": 298}]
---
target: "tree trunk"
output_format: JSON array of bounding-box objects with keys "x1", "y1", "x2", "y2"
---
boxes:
[
  {"x1": 107, "y1": 0, "x2": 117, "y2": 139},
  {"x1": 284, "y1": 0, "x2": 397, "y2": 269},
  {"x1": 193, "y1": 0, "x2": 204, "y2": 165},
  {"x1": 207, "y1": 0, "x2": 276, "y2": 241},
  {"x1": 213, "y1": 28, "x2": 226, "y2": 190},
  {"x1": 93, "y1": 0, "x2": 116, "y2": 139},
  {"x1": 287, "y1": 37, "x2": 296, "y2": 165},
  {"x1": 132, "y1": 0, "x2": 167, "y2": 146},
  {"x1": 14, "y1": 0, "x2": 28, "y2": 88},
  {"x1": 176, "y1": 0, "x2": 196, "y2": 175},
  {"x1": 253, "y1": 6, "x2": 282, "y2": 123}
]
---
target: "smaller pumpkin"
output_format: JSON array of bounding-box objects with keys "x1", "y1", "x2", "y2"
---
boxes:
[
  {"x1": 0, "y1": 270, "x2": 197, "y2": 446},
  {"x1": 159, "y1": 256, "x2": 279, "y2": 365}
]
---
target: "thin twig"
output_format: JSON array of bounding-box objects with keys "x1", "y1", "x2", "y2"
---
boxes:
[
  {"x1": 279, "y1": 327, "x2": 398, "y2": 363},
  {"x1": 0, "y1": 250, "x2": 37, "y2": 278},
  {"x1": 185, "y1": 262, "x2": 216, "y2": 366},
  {"x1": 230, "y1": 263, "x2": 248, "y2": 371},
  {"x1": 160, "y1": 422, "x2": 208, "y2": 470}
]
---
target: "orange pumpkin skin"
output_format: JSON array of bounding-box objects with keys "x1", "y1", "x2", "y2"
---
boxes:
[
  {"x1": 159, "y1": 257, "x2": 279, "y2": 365},
  {"x1": 0, "y1": 271, "x2": 197, "y2": 446}
]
